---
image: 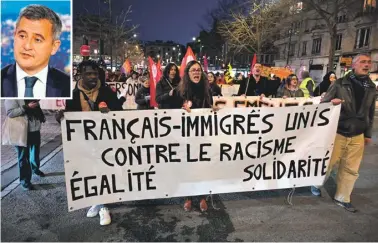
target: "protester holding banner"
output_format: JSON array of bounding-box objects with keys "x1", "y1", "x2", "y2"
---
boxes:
[
  {"x1": 299, "y1": 71, "x2": 315, "y2": 98},
  {"x1": 56, "y1": 60, "x2": 123, "y2": 225},
  {"x1": 313, "y1": 53, "x2": 376, "y2": 212},
  {"x1": 208, "y1": 72, "x2": 222, "y2": 96},
  {"x1": 155, "y1": 63, "x2": 181, "y2": 109},
  {"x1": 4, "y1": 99, "x2": 46, "y2": 190},
  {"x1": 175, "y1": 60, "x2": 215, "y2": 212},
  {"x1": 126, "y1": 71, "x2": 139, "y2": 85},
  {"x1": 279, "y1": 74, "x2": 304, "y2": 98},
  {"x1": 135, "y1": 76, "x2": 153, "y2": 110},
  {"x1": 314, "y1": 72, "x2": 336, "y2": 97},
  {"x1": 117, "y1": 73, "x2": 127, "y2": 82},
  {"x1": 237, "y1": 63, "x2": 272, "y2": 97}
]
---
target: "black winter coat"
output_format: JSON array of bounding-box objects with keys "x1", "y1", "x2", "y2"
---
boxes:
[
  {"x1": 155, "y1": 77, "x2": 180, "y2": 109},
  {"x1": 210, "y1": 83, "x2": 222, "y2": 96},
  {"x1": 237, "y1": 76, "x2": 274, "y2": 96}
]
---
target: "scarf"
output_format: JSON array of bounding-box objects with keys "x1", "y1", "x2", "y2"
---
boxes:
[
  {"x1": 24, "y1": 99, "x2": 45, "y2": 122},
  {"x1": 78, "y1": 79, "x2": 101, "y2": 111},
  {"x1": 349, "y1": 72, "x2": 371, "y2": 90}
]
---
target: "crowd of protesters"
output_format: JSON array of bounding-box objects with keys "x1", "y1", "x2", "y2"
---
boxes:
[{"x1": 5, "y1": 53, "x2": 376, "y2": 226}]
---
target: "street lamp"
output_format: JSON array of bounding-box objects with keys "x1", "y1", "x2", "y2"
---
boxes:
[
  {"x1": 133, "y1": 34, "x2": 137, "y2": 38},
  {"x1": 192, "y1": 37, "x2": 196, "y2": 41},
  {"x1": 173, "y1": 47, "x2": 176, "y2": 51},
  {"x1": 157, "y1": 54, "x2": 160, "y2": 58}
]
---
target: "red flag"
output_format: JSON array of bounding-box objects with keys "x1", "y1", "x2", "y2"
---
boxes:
[
  {"x1": 203, "y1": 54, "x2": 208, "y2": 72},
  {"x1": 157, "y1": 58, "x2": 161, "y2": 72},
  {"x1": 148, "y1": 57, "x2": 162, "y2": 108},
  {"x1": 249, "y1": 54, "x2": 257, "y2": 77},
  {"x1": 180, "y1": 46, "x2": 196, "y2": 77}
]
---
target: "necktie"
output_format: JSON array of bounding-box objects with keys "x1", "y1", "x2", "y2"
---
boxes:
[{"x1": 24, "y1": 76, "x2": 38, "y2": 97}]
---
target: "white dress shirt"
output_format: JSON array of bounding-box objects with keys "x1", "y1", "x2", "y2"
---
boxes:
[{"x1": 16, "y1": 63, "x2": 48, "y2": 98}]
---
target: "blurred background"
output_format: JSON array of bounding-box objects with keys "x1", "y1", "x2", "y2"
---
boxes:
[{"x1": 1, "y1": 0, "x2": 71, "y2": 73}]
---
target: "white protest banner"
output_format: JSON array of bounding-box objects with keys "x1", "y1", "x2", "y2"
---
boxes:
[
  {"x1": 106, "y1": 81, "x2": 142, "y2": 110},
  {"x1": 39, "y1": 82, "x2": 142, "y2": 110},
  {"x1": 213, "y1": 96, "x2": 322, "y2": 108},
  {"x1": 219, "y1": 84, "x2": 240, "y2": 97},
  {"x1": 62, "y1": 104, "x2": 340, "y2": 211}
]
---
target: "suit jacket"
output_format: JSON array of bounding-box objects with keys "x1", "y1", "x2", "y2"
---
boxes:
[{"x1": 1, "y1": 63, "x2": 71, "y2": 98}]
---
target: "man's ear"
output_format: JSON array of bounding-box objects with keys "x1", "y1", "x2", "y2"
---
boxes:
[{"x1": 50, "y1": 40, "x2": 61, "y2": 56}]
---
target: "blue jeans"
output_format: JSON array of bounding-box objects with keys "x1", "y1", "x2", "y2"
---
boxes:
[{"x1": 15, "y1": 131, "x2": 41, "y2": 187}]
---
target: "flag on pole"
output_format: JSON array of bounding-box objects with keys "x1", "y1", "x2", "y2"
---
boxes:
[
  {"x1": 180, "y1": 46, "x2": 196, "y2": 77},
  {"x1": 157, "y1": 58, "x2": 161, "y2": 72},
  {"x1": 148, "y1": 57, "x2": 162, "y2": 108},
  {"x1": 225, "y1": 63, "x2": 233, "y2": 84},
  {"x1": 203, "y1": 54, "x2": 208, "y2": 72},
  {"x1": 249, "y1": 53, "x2": 257, "y2": 77},
  {"x1": 122, "y1": 59, "x2": 132, "y2": 75}
]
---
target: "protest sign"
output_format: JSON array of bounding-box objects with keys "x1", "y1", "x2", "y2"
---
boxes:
[
  {"x1": 62, "y1": 104, "x2": 340, "y2": 211},
  {"x1": 39, "y1": 82, "x2": 142, "y2": 110},
  {"x1": 213, "y1": 96, "x2": 322, "y2": 108}
]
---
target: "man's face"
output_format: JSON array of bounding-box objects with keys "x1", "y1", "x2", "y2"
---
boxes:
[
  {"x1": 353, "y1": 55, "x2": 372, "y2": 76},
  {"x1": 253, "y1": 64, "x2": 262, "y2": 75},
  {"x1": 81, "y1": 66, "x2": 99, "y2": 90},
  {"x1": 14, "y1": 17, "x2": 60, "y2": 74}
]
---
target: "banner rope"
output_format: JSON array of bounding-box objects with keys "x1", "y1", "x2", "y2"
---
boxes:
[
  {"x1": 286, "y1": 187, "x2": 296, "y2": 206},
  {"x1": 206, "y1": 192, "x2": 220, "y2": 210}
]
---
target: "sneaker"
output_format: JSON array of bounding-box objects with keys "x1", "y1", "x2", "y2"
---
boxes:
[
  {"x1": 86, "y1": 205, "x2": 101, "y2": 218},
  {"x1": 311, "y1": 186, "x2": 321, "y2": 197},
  {"x1": 21, "y1": 183, "x2": 34, "y2": 191},
  {"x1": 99, "y1": 207, "x2": 111, "y2": 226},
  {"x1": 333, "y1": 199, "x2": 358, "y2": 213},
  {"x1": 200, "y1": 199, "x2": 208, "y2": 212}
]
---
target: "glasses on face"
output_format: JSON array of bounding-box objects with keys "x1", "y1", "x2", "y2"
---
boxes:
[
  {"x1": 189, "y1": 69, "x2": 201, "y2": 73},
  {"x1": 291, "y1": 78, "x2": 298, "y2": 80}
]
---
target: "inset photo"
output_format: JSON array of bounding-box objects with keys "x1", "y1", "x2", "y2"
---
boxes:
[{"x1": 1, "y1": 0, "x2": 72, "y2": 99}]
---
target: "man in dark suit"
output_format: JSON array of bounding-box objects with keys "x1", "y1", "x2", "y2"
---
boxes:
[{"x1": 1, "y1": 4, "x2": 70, "y2": 98}]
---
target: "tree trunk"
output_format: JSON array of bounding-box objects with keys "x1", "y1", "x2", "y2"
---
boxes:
[{"x1": 327, "y1": 25, "x2": 337, "y2": 72}]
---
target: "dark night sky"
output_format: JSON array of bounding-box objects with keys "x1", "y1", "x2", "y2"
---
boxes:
[{"x1": 74, "y1": 0, "x2": 220, "y2": 45}]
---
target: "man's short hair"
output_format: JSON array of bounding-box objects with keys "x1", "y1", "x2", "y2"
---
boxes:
[
  {"x1": 352, "y1": 53, "x2": 371, "y2": 66},
  {"x1": 78, "y1": 60, "x2": 100, "y2": 74},
  {"x1": 253, "y1": 63, "x2": 262, "y2": 67},
  {"x1": 16, "y1": 4, "x2": 62, "y2": 40}
]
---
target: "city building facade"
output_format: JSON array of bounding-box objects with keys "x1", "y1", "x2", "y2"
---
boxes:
[{"x1": 274, "y1": 0, "x2": 378, "y2": 84}]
